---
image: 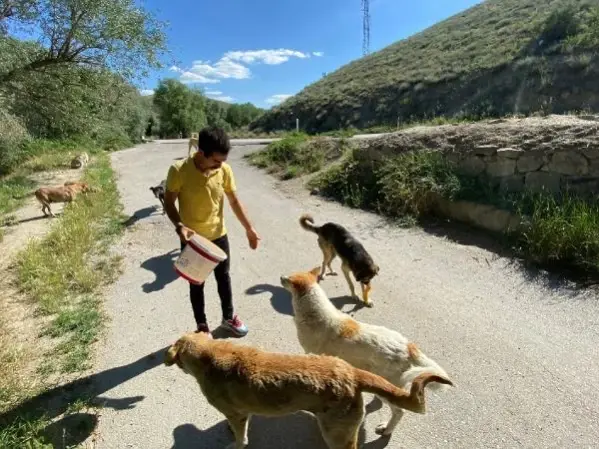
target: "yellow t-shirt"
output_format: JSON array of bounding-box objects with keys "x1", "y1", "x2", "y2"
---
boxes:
[{"x1": 165, "y1": 157, "x2": 237, "y2": 241}]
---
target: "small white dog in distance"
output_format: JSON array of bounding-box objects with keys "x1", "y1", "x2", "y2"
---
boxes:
[{"x1": 280, "y1": 266, "x2": 453, "y2": 436}]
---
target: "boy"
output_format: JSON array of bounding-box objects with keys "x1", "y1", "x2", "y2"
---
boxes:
[{"x1": 164, "y1": 126, "x2": 260, "y2": 336}]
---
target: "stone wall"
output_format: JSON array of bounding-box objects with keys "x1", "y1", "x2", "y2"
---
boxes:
[
  {"x1": 359, "y1": 115, "x2": 599, "y2": 197},
  {"x1": 449, "y1": 144, "x2": 599, "y2": 196}
]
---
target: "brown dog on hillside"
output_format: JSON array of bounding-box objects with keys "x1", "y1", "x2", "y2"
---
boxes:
[
  {"x1": 34, "y1": 182, "x2": 92, "y2": 217},
  {"x1": 165, "y1": 332, "x2": 452, "y2": 449},
  {"x1": 300, "y1": 213, "x2": 380, "y2": 307}
]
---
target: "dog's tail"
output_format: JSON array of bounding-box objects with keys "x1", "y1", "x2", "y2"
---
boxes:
[
  {"x1": 299, "y1": 214, "x2": 320, "y2": 234},
  {"x1": 355, "y1": 368, "x2": 452, "y2": 414},
  {"x1": 400, "y1": 344, "x2": 452, "y2": 393}
]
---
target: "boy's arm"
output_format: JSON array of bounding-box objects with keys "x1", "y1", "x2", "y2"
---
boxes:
[
  {"x1": 226, "y1": 191, "x2": 260, "y2": 249},
  {"x1": 224, "y1": 164, "x2": 260, "y2": 249},
  {"x1": 164, "y1": 166, "x2": 194, "y2": 242}
]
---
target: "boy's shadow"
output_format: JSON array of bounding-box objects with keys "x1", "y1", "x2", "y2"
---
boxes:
[
  {"x1": 141, "y1": 248, "x2": 180, "y2": 293},
  {"x1": 171, "y1": 413, "x2": 390, "y2": 449}
]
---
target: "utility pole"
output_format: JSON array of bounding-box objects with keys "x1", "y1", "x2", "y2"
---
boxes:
[{"x1": 361, "y1": 0, "x2": 371, "y2": 56}]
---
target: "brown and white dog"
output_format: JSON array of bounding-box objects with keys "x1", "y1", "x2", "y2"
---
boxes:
[
  {"x1": 165, "y1": 332, "x2": 451, "y2": 449},
  {"x1": 280, "y1": 267, "x2": 454, "y2": 436},
  {"x1": 34, "y1": 182, "x2": 92, "y2": 217}
]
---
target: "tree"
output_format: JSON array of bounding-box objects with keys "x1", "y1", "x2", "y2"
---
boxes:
[
  {"x1": 153, "y1": 79, "x2": 207, "y2": 138},
  {"x1": 0, "y1": 0, "x2": 168, "y2": 86}
]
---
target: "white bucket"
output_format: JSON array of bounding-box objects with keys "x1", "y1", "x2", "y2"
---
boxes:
[{"x1": 174, "y1": 234, "x2": 228, "y2": 285}]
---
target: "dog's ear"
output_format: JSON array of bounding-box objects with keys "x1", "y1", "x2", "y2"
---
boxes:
[
  {"x1": 309, "y1": 266, "x2": 321, "y2": 278},
  {"x1": 374, "y1": 264, "x2": 380, "y2": 274},
  {"x1": 164, "y1": 342, "x2": 180, "y2": 366}
]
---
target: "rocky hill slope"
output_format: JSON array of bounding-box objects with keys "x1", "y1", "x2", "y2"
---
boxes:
[{"x1": 251, "y1": 0, "x2": 599, "y2": 133}]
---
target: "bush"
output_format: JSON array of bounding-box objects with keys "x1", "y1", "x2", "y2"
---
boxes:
[
  {"x1": 516, "y1": 192, "x2": 599, "y2": 272},
  {"x1": 313, "y1": 149, "x2": 460, "y2": 214},
  {"x1": 0, "y1": 111, "x2": 32, "y2": 175},
  {"x1": 247, "y1": 133, "x2": 330, "y2": 178},
  {"x1": 539, "y1": 4, "x2": 580, "y2": 46}
]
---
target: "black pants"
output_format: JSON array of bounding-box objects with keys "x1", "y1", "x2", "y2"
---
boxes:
[{"x1": 180, "y1": 234, "x2": 233, "y2": 326}]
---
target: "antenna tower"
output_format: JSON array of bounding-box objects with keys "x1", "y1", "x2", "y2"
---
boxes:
[{"x1": 361, "y1": 0, "x2": 370, "y2": 55}]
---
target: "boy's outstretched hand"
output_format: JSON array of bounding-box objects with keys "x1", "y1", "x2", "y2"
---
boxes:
[{"x1": 246, "y1": 227, "x2": 261, "y2": 250}]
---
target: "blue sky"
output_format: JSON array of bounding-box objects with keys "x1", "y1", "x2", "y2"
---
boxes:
[{"x1": 140, "y1": 0, "x2": 483, "y2": 108}]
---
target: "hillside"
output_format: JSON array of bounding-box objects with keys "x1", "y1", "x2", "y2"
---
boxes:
[{"x1": 251, "y1": 0, "x2": 599, "y2": 133}]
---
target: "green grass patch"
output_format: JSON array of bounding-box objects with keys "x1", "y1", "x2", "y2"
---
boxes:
[
  {"x1": 312, "y1": 147, "x2": 599, "y2": 276},
  {"x1": 0, "y1": 176, "x2": 37, "y2": 215},
  {"x1": 246, "y1": 133, "x2": 350, "y2": 179},
  {"x1": 0, "y1": 152, "x2": 125, "y2": 446},
  {"x1": 17, "y1": 153, "x2": 124, "y2": 316}
]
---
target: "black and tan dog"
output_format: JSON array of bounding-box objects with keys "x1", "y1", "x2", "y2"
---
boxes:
[
  {"x1": 149, "y1": 180, "x2": 166, "y2": 214},
  {"x1": 300, "y1": 214, "x2": 379, "y2": 307}
]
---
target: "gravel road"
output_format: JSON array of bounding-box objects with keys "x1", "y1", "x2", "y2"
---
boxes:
[{"x1": 92, "y1": 139, "x2": 599, "y2": 449}]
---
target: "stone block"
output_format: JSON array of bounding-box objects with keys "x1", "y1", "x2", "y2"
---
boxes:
[
  {"x1": 474, "y1": 145, "x2": 498, "y2": 156},
  {"x1": 517, "y1": 152, "x2": 545, "y2": 173},
  {"x1": 458, "y1": 155, "x2": 486, "y2": 176},
  {"x1": 548, "y1": 150, "x2": 589, "y2": 175},
  {"x1": 582, "y1": 147, "x2": 599, "y2": 160},
  {"x1": 524, "y1": 172, "x2": 562, "y2": 193},
  {"x1": 497, "y1": 148, "x2": 523, "y2": 159},
  {"x1": 499, "y1": 175, "x2": 524, "y2": 192},
  {"x1": 486, "y1": 159, "x2": 516, "y2": 177}
]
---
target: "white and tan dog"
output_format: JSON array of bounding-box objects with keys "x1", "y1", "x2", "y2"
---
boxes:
[
  {"x1": 280, "y1": 267, "x2": 453, "y2": 436},
  {"x1": 70, "y1": 152, "x2": 89, "y2": 169}
]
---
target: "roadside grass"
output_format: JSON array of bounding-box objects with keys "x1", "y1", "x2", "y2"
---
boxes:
[
  {"x1": 0, "y1": 176, "x2": 37, "y2": 216},
  {"x1": 0, "y1": 152, "x2": 125, "y2": 447},
  {"x1": 310, "y1": 148, "x2": 599, "y2": 276},
  {"x1": 245, "y1": 132, "x2": 351, "y2": 179},
  {"x1": 0, "y1": 137, "x2": 100, "y2": 219}
]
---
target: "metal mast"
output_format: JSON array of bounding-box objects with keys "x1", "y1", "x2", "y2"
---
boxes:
[{"x1": 362, "y1": 0, "x2": 370, "y2": 55}]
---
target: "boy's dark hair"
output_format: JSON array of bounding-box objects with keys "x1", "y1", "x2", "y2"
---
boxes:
[{"x1": 198, "y1": 126, "x2": 231, "y2": 157}]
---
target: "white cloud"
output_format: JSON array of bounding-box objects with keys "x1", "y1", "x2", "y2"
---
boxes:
[
  {"x1": 224, "y1": 49, "x2": 311, "y2": 65},
  {"x1": 266, "y1": 94, "x2": 293, "y2": 105},
  {"x1": 190, "y1": 58, "x2": 250, "y2": 80},
  {"x1": 312, "y1": 51, "x2": 324, "y2": 57},
  {"x1": 139, "y1": 89, "x2": 154, "y2": 96},
  {"x1": 174, "y1": 48, "x2": 317, "y2": 85},
  {"x1": 179, "y1": 71, "x2": 220, "y2": 84},
  {"x1": 212, "y1": 95, "x2": 235, "y2": 103},
  {"x1": 205, "y1": 90, "x2": 223, "y2": 96}
]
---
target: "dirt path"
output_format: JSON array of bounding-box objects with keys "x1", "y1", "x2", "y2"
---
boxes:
[{"x1": 92, "y1": 140, "x2": 599, "y2": 449}]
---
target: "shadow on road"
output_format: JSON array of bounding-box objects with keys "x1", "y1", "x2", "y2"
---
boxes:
[
  {"x1": 0, "y1": 346, "x2": 167, "y2": 447},
  {"x1": 245, "y1": 283, "x2": 293, "y2": 316},
  {"x1": 141, "y1": 248, "x2": 181, "y2": 293},
  {"x1": 171, "y1": 412, "x2": 390, "y2": 449},
  {"x1": 123, "y1": 205, "x2": 160, "y2": 227},
  {"x1": 329, "y1": 295, "x2": 368, "y2": 313},
  {"x1": 244, "y1": 284, "x2": 369, "y2": 316},
  {"x1": 419, "y1": 217, "x2": 596, "y2": 292}
]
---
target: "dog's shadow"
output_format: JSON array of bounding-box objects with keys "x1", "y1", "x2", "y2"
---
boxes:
[
  {"x1": 245, "y1": 284, "x2": 368, "y2": 316},
  {"x1": 141, "y1": 248, "x2": 180, "y2": 293},
  {"x1": 245, "y1": 283, "x2": 293, "y2": 316},
  {"x1": 171, "y1": 413, "x2": 390, "y2": 449},
  {"x1": 123, "y1": 206, "x2": 160, "y2": 227}
]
